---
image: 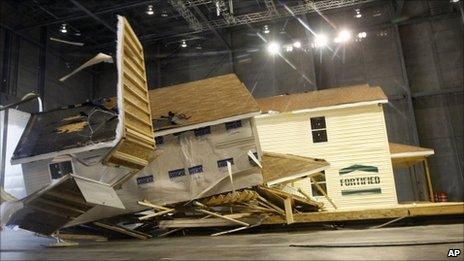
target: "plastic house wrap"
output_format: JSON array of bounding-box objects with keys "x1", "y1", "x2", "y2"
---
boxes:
[
  {"x1": 134, "y1": 73, "x2": 264, "y2": 205},
  {"x1": 255, "y1": 85, "x2": 435, "y2": 210}
]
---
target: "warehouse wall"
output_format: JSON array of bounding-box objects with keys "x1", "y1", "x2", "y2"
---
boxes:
[{"x1": 0, "y1": 28, "x2": 94, "y2": 112}]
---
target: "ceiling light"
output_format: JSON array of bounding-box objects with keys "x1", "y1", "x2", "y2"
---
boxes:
[
  {"x1": 334, "y1": 30, "x2": 351, "y2": 43},
  {"x1": 313, "y1": 34, "x2": 328, "y2": 48},
  {"x1": 263, "y1": 25, "x2": 270, "y2": 34},
  {"x1": 146, "y1": 5, "x2": 154, "y2": 15},
  {"x1": 285, "y1": 45, "x2": 293, "y2": 52},
  {"x1": 267, "y1": 42, "x2": 280, "y2": 55},
  {"x1": 355, "y1": 9, "x2": 362, "y2": 18},
  {"x1": 293, "y1": 41, "x2": 301, "y2": 48},
  {"x1": 181, "y1": 40, "x2": 187, "y2": 48},
  {"x1": 161, "y1": 10, "x2": 168, "y2": 17},
  {"x1": 357, "y1": 32, "x2": 367, "y2": 38},
  {"x1": 450, "y1": 0, "x2": 459, "y2": 3},
  {"x1": 60, "y1": 24, "x2": 67, "y2": 34}
]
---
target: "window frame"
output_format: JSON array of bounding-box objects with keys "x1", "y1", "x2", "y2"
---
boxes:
[{"x1": 310, "y1": 116, "x2": 328, "y2": 143}]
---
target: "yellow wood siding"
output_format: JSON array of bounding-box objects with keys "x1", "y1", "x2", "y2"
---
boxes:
[{"x1": 256, "y1": 104, "x2": 398, "y2": 210}]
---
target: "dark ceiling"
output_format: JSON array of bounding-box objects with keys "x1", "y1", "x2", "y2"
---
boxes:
[{"x1": 0, "y1": 0, "x2": 385, "y2": 51}]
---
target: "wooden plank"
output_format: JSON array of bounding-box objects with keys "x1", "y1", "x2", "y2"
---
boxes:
[
  {"x1": 93, "y1": 222, "x2": 149, "y2": 240},
  {"x1": 139, "y1": 209, "x2": 174, "y2": 220},
  {"x1": 262, "y1": 203, "x2": 464, "y2": 225},
  {"x1": 284, "y1": 197, "x2": 294, "y2": 224},
  {"x1": 423, "y1": 159, "x2": 435, "y2": 202},
  {"x1": 310, "y1": 177, "x2": 338, "y2": 209},
  {"x1": 197, "y1": 209, "x2": 250, "y2": 227},
  {"x1": 138, "y1": 200, "x2": 172, "y2": 211}
]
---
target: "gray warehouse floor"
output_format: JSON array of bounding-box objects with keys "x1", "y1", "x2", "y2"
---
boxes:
[{"x1": 1, "y1": 223, "x2": 463, "y2": 260}]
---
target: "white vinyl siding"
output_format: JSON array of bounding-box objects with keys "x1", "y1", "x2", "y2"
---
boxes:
[{"x1": 256, "y1": 103, "x2": 398, "y2": 210}]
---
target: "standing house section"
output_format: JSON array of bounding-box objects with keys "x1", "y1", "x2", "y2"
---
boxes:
[
  {"x1": 255, "y1": 85, "x2": 398, "y2": 210},
  {"x1": 134, "y1": 73, "x2": 264, "y2": 205}
]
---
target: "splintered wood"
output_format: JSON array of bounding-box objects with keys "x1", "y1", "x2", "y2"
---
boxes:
[{"x1": 158, "y1": 186, "x2": 323, "y2": 236}]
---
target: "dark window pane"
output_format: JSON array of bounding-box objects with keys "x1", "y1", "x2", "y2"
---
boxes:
[
  {"x1": 155, "y1": 136, "x2": 164, "y2": 145},
  {"x1": 188, "y1": 165, "x2": 203, "y2": 175},
  {"x1": 310, "y1": 117, "x2": 326, "y2": 130},
  {"x1": 168, "y1": 168, "x2": 186, "y2": 179},
  {"x1": 225, "y1": 120, "x2": 242, "y2": 130},
  {"x1": 194, "y1": 126, "x2": 211, "y2": 137},
  {"x1": 137, "y1": 175, "x2": 154, "y2": 185},
  {"x1": 312, "y1": 130, "x2": 328, "y2": 143},
  {"x1": 217, "y1": 158, "x2": 234, "y2": 168},
  {"x1": 311, "y1": 183, "x2": 327, "y2": 197},
  {"x1": 248, "y1": 152, "x2": 259, "y2": 166},
  {"x1": 49, "y1": 161, "x2": 73, "y2": 180}
]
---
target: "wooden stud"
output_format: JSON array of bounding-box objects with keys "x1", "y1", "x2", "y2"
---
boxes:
[
  {"x1": 310, "y1": 177, "x2": 338, "y2": 209},
  {"x1": 284, "y1": 197, "x2": 294, "y2": 224},
  {"x1": 424, "y1": 159, "x2": 435, "y2": 202}
]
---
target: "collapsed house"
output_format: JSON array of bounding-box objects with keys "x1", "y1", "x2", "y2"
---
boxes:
[
  {"x1": 137, "y1": 73, "x2": 263, "y2": 205},
  {"x1": 0, "y1": 19, "x2": 265, "y2": 236},
  {"x1": 255, "y1": 85, "x2": 435, "y2": 210}
]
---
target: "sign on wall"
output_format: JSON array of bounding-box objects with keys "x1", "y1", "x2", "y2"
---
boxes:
[{"x1": 339, "y1": 164, "x2": 382, "y2": 196}]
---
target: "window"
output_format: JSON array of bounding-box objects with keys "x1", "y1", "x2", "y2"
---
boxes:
[
  {"x1": 311, "y1": 173, "x2": 327, "y2": 197},
  {"x1": 217, "y1": 158, "x2": 234, "y2": 168},
  {"x1": 155, "y1": 136, "x2": 164, "y2": 145},
  {"x1": 188, "y1": 165, "x2": 204, "y2": 175},
  {"x1": 310, "y1": 117, "x2": 328, "y2": 143},
  {"x1": 194, "y1": 126, "x2": 211, "y2": 137},
  {"x1": 248, "y1": 152, "x2": 259, "y2": 166},
  {"x1": 225, "y1": 120, "x2": 242, "y2": 130},
  {"x1": 49, "y1": 161, "x2": 73, "y2": 180},
  {"x1": 137, "y1": 175, "x2": 154, "y2": 185},
  {"x1": 168, "y1": 168, "x2": 186, "y2": 179}
]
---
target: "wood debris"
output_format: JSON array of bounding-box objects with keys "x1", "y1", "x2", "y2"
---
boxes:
[{"x1": 155, "y1": 185, "x2": 323, "y2": 236}]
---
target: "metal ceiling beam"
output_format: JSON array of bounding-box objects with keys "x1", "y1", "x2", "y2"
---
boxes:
[
  {"x1": 168, "y1": 0, "x2": 204, "y2": 31},
  {"x1": 191, "y1": 5, "x2": 231, "y2": 49},
  {"x1": 18, "y1": 1, "x2": 157, "y2": 31},
  {"x1": 69, "y1": 0, "x2": 115, "y2": 33}
]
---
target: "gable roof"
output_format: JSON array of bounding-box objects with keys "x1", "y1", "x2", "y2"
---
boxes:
[
  {"x1": 257, "y1": 84, "x2": 388, "y2": 113},
  {"x1": 261, "y1": 152, "x2": 329, "y2": 185},
  {"x1": 148, "y1": 74, "x2": 260, "y2": 133}
]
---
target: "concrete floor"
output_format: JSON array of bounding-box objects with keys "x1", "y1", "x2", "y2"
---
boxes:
[{"x1": 1, "y1": 224, "x2": 463, "y2": 260}]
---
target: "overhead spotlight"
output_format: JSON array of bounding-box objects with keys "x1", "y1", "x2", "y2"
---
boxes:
[
  {"x1": 60, "y1": 23, "x2": 68, "y2": 34},
  {"x1": 450, "y1": 0, "x2": 459, "y2": 3},
  {"x1": 357, "y1": 32, "x2": 367, "y2": 39},
  {"x1": 313, "y1": 34, "x2": 328, "y2": 48},
  {"x1": 293, "y1": 41, "x2": 302, "y2": 48},
  {"x1": 334, "y1": 30, "x2": 351, "y2": 43},
  {"x1": 267, "y1": 42, "x2": 280, "y2": 55},
  {"x1": 285, "y1": 45, "x2": 293, "y2": 52},
  {"x1": 146, "y1": 5, "x2": 154, "y2": 15},
  {"x1": 180, "y1": 40, "x2": 187, "y2": 48},
  {"x1": 354, "y1": 9, "x2": 362, "y2": 18},
  {"x1": 161, "y1": 10, "x2": 168, "y2": 17},
  {"x1": 263, "y1": 25, "x2": 270, "y2": 34}
]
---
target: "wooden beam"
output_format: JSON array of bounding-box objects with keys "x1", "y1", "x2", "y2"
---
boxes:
[
  {"x1": 310, "y1": 177, "x2": 338, "y2": 209},
  {"x1": 139, "y1": 209, "x2": 174, "y2": 220},
  {"x1": 424, "y1": 159, "x2": 435, "y2": 202},
  {"x1": 284, "y1": 197, "x2": 294, "y2": 225},
  {"x1": 93, "y1": 222, "x2": 149, "y2": 240},
  {"x1": 196, "y1": 208, "x2": 250, "y2": 227}
]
